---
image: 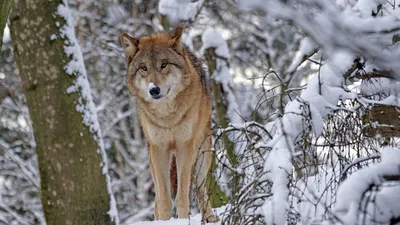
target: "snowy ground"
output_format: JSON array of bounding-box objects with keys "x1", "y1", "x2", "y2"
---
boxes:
[
  {"x1": 131, "y1": 218, "x2": 217, "y2": 225},
  {"x1": 130, "y1": 207, "x2": 226, "y2": 225}
]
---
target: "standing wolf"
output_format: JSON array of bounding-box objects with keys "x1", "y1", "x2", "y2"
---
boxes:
[{"x1": 120, "y1": 23, "x2": 217, "y2": 222}]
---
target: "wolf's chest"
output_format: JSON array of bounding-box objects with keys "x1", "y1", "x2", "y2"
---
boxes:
[
  {"x1": 138, "y1": 99, "x2": 202, "y2": 146},
  {"x1": 144, "y1": 121, "x2": 193, "y2": 145}
]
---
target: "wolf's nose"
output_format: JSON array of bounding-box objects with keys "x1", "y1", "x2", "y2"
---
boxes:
[{"x1": 149, "y1": 86, "x2": 161, "y2": 97}]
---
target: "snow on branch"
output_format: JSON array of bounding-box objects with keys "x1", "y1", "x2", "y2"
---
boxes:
[
  {"x1": 287, "y1": 37, "x2": 317, "y2": 74},
  {"x1": 261, "y1": 50, "x2": 358, "y2": 225},
  {"x1": 234, "y1": 2, "x2": 400, "y2": 223},
  {"x1": 238, "y1": 0, "x2": 400, "y2": 78},
  {"x1": 158, "y1": 0, "x2": 204, "y2": 25},
  {"x1": 56, "y1": 1, "x2": 119, "y2": 223},
  {"x1": 332, "y1": 147, "x2": 400, "y2": 225}
]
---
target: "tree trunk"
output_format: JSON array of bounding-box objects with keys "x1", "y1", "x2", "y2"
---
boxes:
[
  {"x1": 10, "y1": 1, "x2": 114, "y2": 225},
  {"x1": 204, "y1": 48, "x2": 232, "y2": 208},
  {"x1": 0, "y1": 0, "x2": 12, "y2": 51}
]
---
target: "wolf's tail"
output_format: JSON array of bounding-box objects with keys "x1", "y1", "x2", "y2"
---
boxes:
[{"x1": 170, "y1": 155, "x2": 177, "y2": 199}]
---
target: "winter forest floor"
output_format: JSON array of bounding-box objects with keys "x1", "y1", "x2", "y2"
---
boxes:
[
  {"x1": 130, "y1": 207, "x2": 226, "y2": 225},
  {"x1": 131, "y1": 210, "x2": 222, "y2": 225},
  {"x1": 131, "y1": 217, "x2": 218, "y2": 225}
]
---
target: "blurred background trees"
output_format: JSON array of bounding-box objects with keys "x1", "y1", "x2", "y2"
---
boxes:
[{"x1": 1, "y1": 0, "x2": 400, "y2": 225}]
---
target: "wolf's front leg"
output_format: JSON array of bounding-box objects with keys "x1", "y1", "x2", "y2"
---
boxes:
[
  {"x1": 175, "y1": 140, "x2": 196, "y2": 218},
  {"x1": 149, "y1": 154, "x2": 159, "y2": 220},
  {"x1": 149, "y1": 144, "x2": 172, "y2": 220}
]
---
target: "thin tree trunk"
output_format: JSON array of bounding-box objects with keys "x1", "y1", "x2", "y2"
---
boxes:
[
  {"x1": 204, "y1": 48, "x2": 232, "y2": 208},
  {"x1": 0, "y1": 0, "x2": 12, "y2": 51},
  {"x1": 10, "y1": 1, "x2": 114, "y2": 225}
]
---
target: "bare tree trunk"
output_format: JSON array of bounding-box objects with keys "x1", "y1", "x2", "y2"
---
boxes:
[
  {"x1": 204, "y1": 48, "x2": 232, "y2": 208},
  {"x1": 10, "y1": 1, "x2": 114, "y2": 225},
  {"x1": 0, "y1": 0, "x2": 12, "y2": 51}
]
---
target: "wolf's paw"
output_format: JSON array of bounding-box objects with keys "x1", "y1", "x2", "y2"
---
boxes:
[{"x1": 205, "y1": 214, "x2": 219, "y2": 223}]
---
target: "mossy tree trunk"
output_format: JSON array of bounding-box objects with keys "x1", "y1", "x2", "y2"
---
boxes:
[
  {"x1": 204, "y1": 47, "x2": 235, "y2": 207},
  {"x1": 10, "y1": 1, "x2": 114, "y2": 225},
  {"x1": 0, "y1": 0, "x2": 12, "y2": 51},
  {"x1": 205, "y1": 48, "x2": 236, "y2": 166}
]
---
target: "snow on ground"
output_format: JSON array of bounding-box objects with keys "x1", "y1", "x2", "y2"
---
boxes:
[
  {"x1": 129, "y1": 206, "x2": 226, "y2": 225},
  {"x1": 130, "y1": 217, "x2": 217, "y2": 225}
]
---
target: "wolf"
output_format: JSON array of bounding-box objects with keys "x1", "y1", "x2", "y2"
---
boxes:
[{"x1": 120, "y1": 23, "x2": 217, "y2": 222}]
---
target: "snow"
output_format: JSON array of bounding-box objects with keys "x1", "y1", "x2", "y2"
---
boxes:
[
  {"x1": 261, "y1": 50, "x2": 357, "y2": 225},
  {"x1": 1, "y1": 25, "x2": 10, "y2": 45},
  {"x1": 292, "y1": 166, "x2": 340, "y2": 225},
  {"x1": 359, "y1": 78, "x2": 400, "y2": 106},
  {"x1": 237, "y1": 0, "x2": 400, "y2": 78},
  {"x1": 56, "y1": 1, "x2": 119, "y2": 224},
  {"x1": 130, "y1": 217, "x2": 217, "y2": 225},
  {"x1": 201, "y1": 28, "x2": 230, "y2": 59},
  {"x1": 3, "y1": 0, "x2": 400, "y2": 224},
  {"x1": 334, "y1": 147, "x2": 400, "y2": 225},
  {"x1": 287, "y1": 37, "x2": 317, "y2": 73},
  {"x1": 158, "y1": 0, "x2": 204, "y2": 25},
  {"x1": 129, "y1": 206, "x2": 226, "y2": 225},
  {"x1": 353, "y1": 0, "x2": 386, "y2": 17},
  {"x1": 49, "y1": 34, "x2": 57, "y2": 40}
]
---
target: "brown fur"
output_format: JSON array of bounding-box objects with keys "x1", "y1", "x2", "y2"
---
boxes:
[{"x1": 120, "y1": 23, "x2": 217, "y2": 222}]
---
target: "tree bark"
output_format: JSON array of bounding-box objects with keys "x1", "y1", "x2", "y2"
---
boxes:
[
  {"x1": 0, "y1": 0, "x2": 12, "y2": 51},
  {"x1": 10, "y1": 1, "x2": 114, "y2": 225},
  {"x1": 204, "y1": 48, "x2": 232, "y2": 208}
]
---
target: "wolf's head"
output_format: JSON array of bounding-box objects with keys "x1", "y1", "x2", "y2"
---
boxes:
[{"x1": 120, "y1": 23, "x2": 192, "y2": 102}]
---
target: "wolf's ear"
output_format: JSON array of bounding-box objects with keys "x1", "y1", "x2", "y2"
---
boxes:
[
  {"x1": 168, "y1": 22, "x2": 185, "y2": 54},
  {"x1": 120, "y1": 32, "x2": 139, "y2": 63}
]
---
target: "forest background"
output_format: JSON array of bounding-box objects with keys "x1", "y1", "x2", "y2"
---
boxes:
[{"x1": 1, "y1": 0, "x2": 400, "y2": 225}]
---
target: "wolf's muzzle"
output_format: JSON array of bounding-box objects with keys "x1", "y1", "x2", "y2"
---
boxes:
[{"x1": 149, "y1": 85, "x2": 161, "y2": 99}]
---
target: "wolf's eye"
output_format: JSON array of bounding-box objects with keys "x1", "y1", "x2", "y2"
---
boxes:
[
  {"x1": 161, "y1": 63, "x2": 168, "y2": 69},
  {"x1": 140, "y1": 66, "x2": 147, "y2": 71}
]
